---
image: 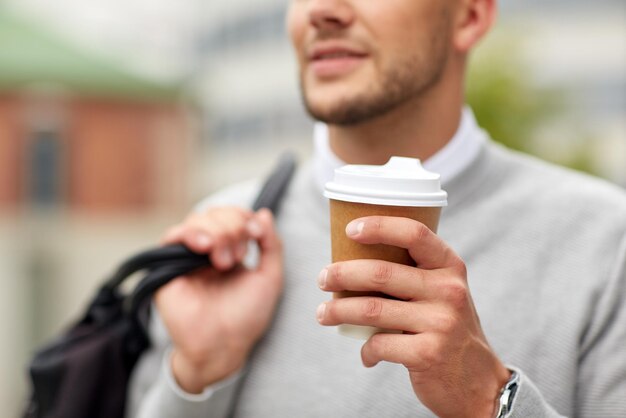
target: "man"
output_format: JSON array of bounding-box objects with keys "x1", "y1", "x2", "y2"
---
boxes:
[{"x1": 128, "y1": 0, "x2": 626, "y2": 417}]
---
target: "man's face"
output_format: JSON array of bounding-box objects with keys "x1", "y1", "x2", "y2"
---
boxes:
[{"x1": 287, "y1": 0, "x2": 454, "y2": 125}]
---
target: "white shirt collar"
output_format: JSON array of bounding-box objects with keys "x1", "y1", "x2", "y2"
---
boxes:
[{"x1": 313, "y1": 106, "x2": 487, "y2": 193}]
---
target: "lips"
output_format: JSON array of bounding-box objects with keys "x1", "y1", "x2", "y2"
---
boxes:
[
  {"x1": 307, "y1": 43, "x2": 368, "y2": 78},
  {"x1": 310, "y1": 48, "x2": 367, "y2": 61}
]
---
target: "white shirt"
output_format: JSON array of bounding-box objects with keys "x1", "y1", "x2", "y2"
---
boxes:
[{"x1": 313, "y1": 107, "x2": 487, "y2": 193}]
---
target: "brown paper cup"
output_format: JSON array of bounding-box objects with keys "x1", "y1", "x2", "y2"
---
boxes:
[
  {"x1": 324, "y1": 156, "x2": 447, "y2": 339},
  {"x1": 329, "y1": 199, "x2": 441, "y2": 339}
]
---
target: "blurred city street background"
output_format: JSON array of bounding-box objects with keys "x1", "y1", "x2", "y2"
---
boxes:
[{"x1": 1, "y1": 0, "x2": 625, "y2": 415}]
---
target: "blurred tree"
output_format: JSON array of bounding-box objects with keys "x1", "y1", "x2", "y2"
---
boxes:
[{"x1": 466, "y1": 36, "x2": 596, "y2": 175}]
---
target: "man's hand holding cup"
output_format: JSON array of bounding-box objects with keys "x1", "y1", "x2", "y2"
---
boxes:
[{"x1": 320, "y1": 157, "x2": 510, "y2": 418}]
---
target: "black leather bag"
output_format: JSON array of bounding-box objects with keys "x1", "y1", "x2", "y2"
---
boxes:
[{"x1": 23, "y1": 153, "x2": 297, "y2": 418}]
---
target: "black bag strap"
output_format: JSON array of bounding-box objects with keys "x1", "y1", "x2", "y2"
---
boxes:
[
  {"x1": 102, "y1": 151, "x2": 296, "y2": 293},
  {"x1": 250, "y1": 152, "x2": 298, "y2": 213},
  {"x1": 103, "y1": 152, "x2": 297, "y2": 317}
]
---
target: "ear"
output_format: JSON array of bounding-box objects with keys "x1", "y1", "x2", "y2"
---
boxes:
[{"x1": 453, "y1": 0, "x2": 497, "y2": 53}]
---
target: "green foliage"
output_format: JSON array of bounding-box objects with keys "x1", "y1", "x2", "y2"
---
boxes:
[
  {"x1": 466, "y1": 36, "x2": 596, "y2": 175},
  {"x1": 467, "y1": 40, "x2": 559, "y2": 152}
]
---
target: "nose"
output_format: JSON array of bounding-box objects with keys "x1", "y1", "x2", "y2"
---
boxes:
[{"x1": 309, "y1": 0, "x2": 354, "y2": 33}]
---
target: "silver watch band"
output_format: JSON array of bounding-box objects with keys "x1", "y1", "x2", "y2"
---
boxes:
[{"x1": 494, "y1": 370, "x2": 520, "y2": 418}]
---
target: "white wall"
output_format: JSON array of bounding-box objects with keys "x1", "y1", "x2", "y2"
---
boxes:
[{"x1": 0, "y1": 218, "x2": 31, "y2": 416}]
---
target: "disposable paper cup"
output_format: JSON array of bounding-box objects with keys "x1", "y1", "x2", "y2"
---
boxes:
[{"x1": 324, "y1": 157, "x2": 447, "y2": 339}]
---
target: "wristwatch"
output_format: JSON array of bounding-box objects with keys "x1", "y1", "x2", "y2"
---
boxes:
[{"x1": 494, "y1": 370, "x2": 520, "y2": 418}]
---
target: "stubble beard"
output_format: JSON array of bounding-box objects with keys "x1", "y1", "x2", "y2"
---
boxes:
[{"x1": 300, "y1": 28, "x2": 449, "y2": 126}]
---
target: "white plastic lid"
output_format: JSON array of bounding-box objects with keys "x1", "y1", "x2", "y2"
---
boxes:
[{"x1": 324, "y1": 156, "x2": 447, "y2": 207}]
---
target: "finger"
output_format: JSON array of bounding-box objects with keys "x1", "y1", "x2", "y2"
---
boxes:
[
  {"x1": 254, "y1": 209, "x2": 283, "y2": 288},
  {"x1": 361, "y1": 333, "x2": 439, "y2": 371},
  {"x1": 317, "y1": 297, "x2": 438, "y2": 334},
  {"x1": 245, "y1": 217, "x2": 263, "y2": 239},
  {"x1": 213, "y1": 210, "x2": 254, "y2": 263},
  {"x1": 184, "y1": 209, "x2": 251, "y2": 269},
  {"x1": 161, "y1": 222, "x2": 214, "y2": 254},
  {"x1": 180, "y1": 218, "x2": 235, "y2": 270},
  {"x1": 160, "y1": 224, "x2": 187, "y2": 245},
  {"x1": 319, "y1": 260, "x2": 431, "y2": 301},
  {"x1": 346, "y1": 216, "x2": 461, "y2": 270},
  {"x1": 211, "y1": 244, "x2": 236, "y2": 270},
  {"x1": 209, "y1": 207, "x2": 253, "y2": 240},
  {"x1": 234, "y1": 240, "x2": 248, "y2": 263},
  {"x1": 180, "y1": 228, "x2": 215, "y2": 254}
]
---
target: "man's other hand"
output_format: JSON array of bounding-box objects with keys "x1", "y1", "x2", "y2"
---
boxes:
[{"x1": 156, "y1": 207, "x2": 283, "y2": 393}]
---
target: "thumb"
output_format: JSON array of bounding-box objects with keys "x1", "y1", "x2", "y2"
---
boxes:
[{"x1": 254, "y1": 208, "x2": 283, "y2": 285}]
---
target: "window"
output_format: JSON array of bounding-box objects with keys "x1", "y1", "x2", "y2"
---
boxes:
[
  {"x1": 29, "y1": 129, "x2": 64, "y2": 208},
  {"x1": 199, "y1": 6, "x2": 286, "y2": 54}
]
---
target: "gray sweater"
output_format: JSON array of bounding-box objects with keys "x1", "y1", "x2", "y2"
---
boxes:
[{"x1": 128, "y1": 140, "x2": 626, "y2": 418}]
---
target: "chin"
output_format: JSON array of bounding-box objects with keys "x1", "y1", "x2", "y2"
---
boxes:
[
  {"x1": 300, "y1": 74, "x2": 384, "y2": 125},
  {"x1": 302, "y1": 87, "x2": 357, "y2": 123},
  {"x1": 304, "y1": 97, "x2": 347, "y2": 123}
]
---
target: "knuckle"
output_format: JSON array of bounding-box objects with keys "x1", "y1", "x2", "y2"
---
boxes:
[
  {"x1": 232, "y1": 223, "x2": 247, "y2": 238},
  {"x1": 331, "y1": 263, "x2": 343, "y2": 287},
  {"x1": 181, "y1": 227, "x2": 201, "y2": 242},
  {"x1": 420, "y1": 350, "x2": 438, "y2": 372},
  {"x1": 362, "y1": 298, "x2": 383, "y2": 320},
  {"x1": 224, "y1": 226, "x2": 246, "y2": 242},
  {"x1": 415, "y1": 338, "x2": 444, "y2": 372},
  {"x1": 433, "y1": 312, "x2": 458, "y2": 333},
  {"x1": 328, "y1": 262, "x2": 350, "y2": 289},
  {"x1": 442, "y1": 279, "x2": 469, "y2": 310},
  {"x1": 409, "y1": 222, "x2": 429, "y2": 245},
  {"x1": 367, "y1": 333, "x2": 387, "y2": 357},
  {"x1": 372, "y1": 263, "x2": 393, "y2": 287},
  {"x1": 449, "y1": 256, "x2": 467, "y2": 277},
  {"x1": 369, "y1": 217, "x2": 383, "y2": 234}
]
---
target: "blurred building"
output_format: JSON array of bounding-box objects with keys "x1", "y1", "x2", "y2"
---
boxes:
[
  {"x1": 0, "y1": 9, "x2": 193, "y2": 214},
  {"x1": 192, "y1": 0, "x2": 313, "y2": 189},
  {"x1": 0, "y1": 9, "x2": 195, "y2": 415}
]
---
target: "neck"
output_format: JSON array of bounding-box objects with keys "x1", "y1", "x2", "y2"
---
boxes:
[{"x1": 328, "y1": 64, "x2": 464, "y2": 165}]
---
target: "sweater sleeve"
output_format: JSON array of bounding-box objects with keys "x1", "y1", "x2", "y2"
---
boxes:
[
  {"x1": 575, "y1": 232, "x2": 626, "y2": 417},
  {"x1": 126, "y1": 307, "x2": 243, "y2": 418},
  {"x1": 506, "y1": 368, "x2": 565, "y2": 418},
  {"x1": 509, "y1": 232, "x2": 626, "y2": 418},
  {"x1": 132, "y1": 350, "x2": 243, "y2": 418}
]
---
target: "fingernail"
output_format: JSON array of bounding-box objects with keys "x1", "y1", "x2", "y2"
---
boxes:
[
  {"x1": 196, "y1": 233, "x2": 212, "y2": 248},
  {"x1": 316, "y1": 303, "x2": 326, "y2": 323},
  {"x1": 246, "y1": 219, "x2": 263, "y2": 237},
  {"x1": 217, "y1": 248, "x2": 233, "y2": 266},
  {"x1": 317, "y1": 268, "x2": 328, "y2": 288},
  {"x1": 346, "y1": 221, "x2": 364, "y2": 237}
]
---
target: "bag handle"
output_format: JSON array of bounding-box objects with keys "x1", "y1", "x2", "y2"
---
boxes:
[
  {"x1": 99, "y1": 152, "x2": 296, "y2": 322},
  {"x1": 102, "y1": 152, "x2": 296, "y2": 292}
]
